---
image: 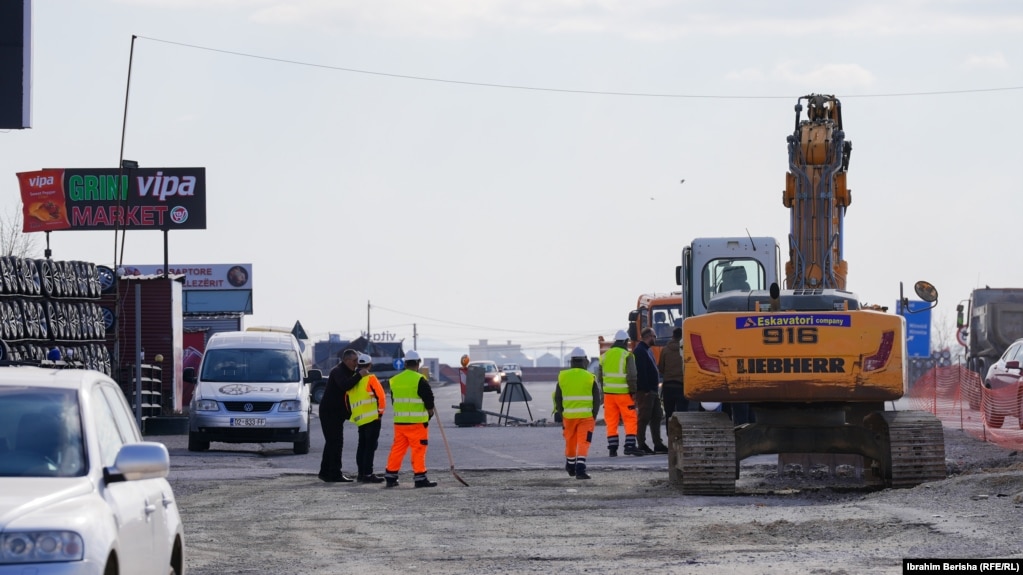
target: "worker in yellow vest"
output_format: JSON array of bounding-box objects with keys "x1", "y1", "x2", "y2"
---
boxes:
[
  {"x1": 599, "y1": 330, "x2": 643, "y2": 457},
  {"x1": 554, "y1": 347, "x2": 601, "y2": 479},
  {"x1": 383, "y1": 350, "x2": 437, "y2": 488},
  {"x1": 345, "y1": 353, "x2": 387, "y2": 483}
]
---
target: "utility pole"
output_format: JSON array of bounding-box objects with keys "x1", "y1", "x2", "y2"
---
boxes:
[
  {"x1": 413, "y1": 323, "x2": 418, "y2": 351},
  {"x1": 366, "y1": 300, "x2": 371, "y2": 339}
]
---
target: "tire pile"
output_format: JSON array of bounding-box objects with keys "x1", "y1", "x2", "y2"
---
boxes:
[{"x1": 0, "y1": 256, "x2": 112, "y2": 376}]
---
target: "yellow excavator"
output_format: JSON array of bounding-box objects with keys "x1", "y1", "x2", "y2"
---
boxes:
[{"x1": 669, "y1": 94, "x2": 946, "y2": 495}]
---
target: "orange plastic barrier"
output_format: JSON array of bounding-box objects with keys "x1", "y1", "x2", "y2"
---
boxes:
[{"x1": 906, "y1": 364, "x2": 1023, "y2": 450}]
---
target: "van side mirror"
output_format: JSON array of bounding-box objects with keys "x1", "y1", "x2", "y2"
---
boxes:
[
  {"x1": 305, "y1": 369, "x2": 322, "y2": 383},
  {"x1": 183, "y1": 367, "x2": 197, "y2": 385}
]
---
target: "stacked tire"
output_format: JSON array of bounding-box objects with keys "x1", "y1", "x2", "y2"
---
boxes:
[{"x1": 0, "y1": 256, "x2": 112, "y2": 376}]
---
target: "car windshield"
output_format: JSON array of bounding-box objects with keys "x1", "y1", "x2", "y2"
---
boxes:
[
  {"x1": 200, "y1": 349, "x2": 301, "y2": 382},
  {"x1": 0, "y1": 386, "x2": 86, "y2": 477}
]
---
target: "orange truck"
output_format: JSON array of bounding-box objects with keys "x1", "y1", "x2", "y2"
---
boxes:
[{"x1": 598, "y1": 292, "x2": 682, "y2": 364}]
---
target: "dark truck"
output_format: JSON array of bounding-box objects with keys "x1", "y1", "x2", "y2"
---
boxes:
[
  {"x1": 309, "y1": 336, "x2": 405, "y2": 403},
  {"x1": 958, "y1": 288, "x2": 1023, "y2": 408}
]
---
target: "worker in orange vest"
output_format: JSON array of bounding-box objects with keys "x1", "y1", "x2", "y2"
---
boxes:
[
  {"x1": 554, "y1": 347, "x2": 601, "y2": 479},
  {"x1": 346, "y1": 353, "x2": 387, "y2": 483}
]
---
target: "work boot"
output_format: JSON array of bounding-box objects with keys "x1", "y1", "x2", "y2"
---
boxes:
[
  {"x1": 385, "y1": 478, "x2": 399, "y2": 488},
  {"x1": 358, "y1": 475, "x2": 385, "y2": 483},
  {"x1": 653, "y1": 443, "x2": 669, "y2": 454},
  {"x1": 638, "y1": 444, "x2": 655, "y2": 455},
  {"x1": 565, "y1": 462, "x2": 576, "y2": 477},
  {"x1": 414, "y1": 477, "x2": 438, "y2": 488},
  {"x1": 608, "y1": 447, "x2": 618, "y2": 457},
  {"x1": 623, "y1": 445, "x2": 645, "y2": 457},
  {"x1": 575, "y1": 460, "x2": 589, "y2": 479}
]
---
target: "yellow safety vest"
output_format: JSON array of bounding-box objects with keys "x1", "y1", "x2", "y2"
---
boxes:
[
  {"x1": 558, "y1": 368, "x2": 595, "y2": 419},
  {"x1": 600, "y1": 347, "x2": 631, "y2": 394},
  {"x1": 389, "y1": 369, "x2": 428, "y2": 424},
  {"x1": 347, "y1": 375, "x2": 381, "y2": 427}
]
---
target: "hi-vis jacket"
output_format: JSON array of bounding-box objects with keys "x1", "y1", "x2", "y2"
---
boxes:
[
  {"x1": 555, "y1": 368, "x2": 600, "y2": 419},
  {"x1": 347, "y1": 374, "x2": 386, "y2": 427},
  {"x1": 388, "y1": 369, "x2": 431, "y2": 424},
  {"x1": 599, "y1": 345, "x2": 637, "y2": 395}
]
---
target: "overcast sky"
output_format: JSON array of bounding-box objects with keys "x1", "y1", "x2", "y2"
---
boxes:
[{"x1": 3, "y1": 1, "x2": 1022, "y2": 364}]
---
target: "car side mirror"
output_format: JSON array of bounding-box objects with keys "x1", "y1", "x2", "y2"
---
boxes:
[{"x1": 1006, "y1": 360, "x2": 1021, "y2": 371}]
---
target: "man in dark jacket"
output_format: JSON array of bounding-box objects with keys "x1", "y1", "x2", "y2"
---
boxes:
[
  {"x1": 318, "y1": 349, "x2": 362, "y2": 482},
  {"x1": 658, "y1": 327, "x2": 687, "y2": 441},
  {"x1": 634, "y1": 328, "x2": 667, "y2": 454}
]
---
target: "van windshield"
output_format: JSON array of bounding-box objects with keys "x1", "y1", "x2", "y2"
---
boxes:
[{"x1": 200, "y1": 349, "x2": 301, "y2": 383}]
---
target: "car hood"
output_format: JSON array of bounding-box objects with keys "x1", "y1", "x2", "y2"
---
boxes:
[
  {"x1": 197, "y1": 380, "x2": 304, "y2": 400},
  {"x1": 0, "y1": 477, "x2": 95, "y2": 529}
]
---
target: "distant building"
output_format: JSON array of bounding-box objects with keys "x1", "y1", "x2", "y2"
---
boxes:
[
  {"x1": 535, "y1": 352, "x2": 560, "y2": 368},
  {"x1": 468, "y1": 339, "x2": 533, "y2": 367}
]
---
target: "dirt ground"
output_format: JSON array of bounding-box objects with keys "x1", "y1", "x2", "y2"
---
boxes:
[{"x1": 172, "y1": 428, "x2": 1022, "y2": 575}]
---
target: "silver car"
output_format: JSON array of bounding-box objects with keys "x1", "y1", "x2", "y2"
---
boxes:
[{"x1": 0, "y1": 366, "x2": 185, "y2": 574}]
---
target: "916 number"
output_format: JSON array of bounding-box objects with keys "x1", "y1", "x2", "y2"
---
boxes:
[{"x1": 763, "y1": 327, "x2": 818, "y2": 344}]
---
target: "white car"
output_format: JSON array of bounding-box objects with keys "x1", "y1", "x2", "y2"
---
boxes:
[
  {"x1": 0, "y1": 366, "x2": 185, "y2": 574},
  {"x1": 500, "y1": 363, "x2": 523, "y2": 381}
]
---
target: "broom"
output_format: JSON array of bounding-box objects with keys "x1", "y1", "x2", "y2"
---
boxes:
[{"x1": 434, "y1": 410, "x2": 469, "y2": 486}]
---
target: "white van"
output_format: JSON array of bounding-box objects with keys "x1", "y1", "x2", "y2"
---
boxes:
[{"x1": 185, "y1": 331, "x2": 321, "y2": 454}]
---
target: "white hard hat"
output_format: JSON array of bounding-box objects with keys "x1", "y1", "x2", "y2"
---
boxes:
[
  {"x1": 357, "y1": 353, "x2": 372, "y2": 365},
  {"x1": 405, "y1": 350, "x2": 421, "y2": 361},
  {"x1": 570, "y1": 347, "x2": 588, "y2": 359},
  {"x1": 614, "y1": 329, "x2": 629, "y2": 341}
]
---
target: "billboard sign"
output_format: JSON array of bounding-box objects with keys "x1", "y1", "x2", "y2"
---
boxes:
[
  {"x1": 0, "y1": 0, "x2": 31, "y2": 129},
  {"x1": 896, "y1": 299, "x2": 932, "y2": 358},
  {"x1": 17, "y1": 167, "x2": 207, "y2": 232},
  {"x1": 121, "y1": 264, "x2": 251, "y2": 290}
]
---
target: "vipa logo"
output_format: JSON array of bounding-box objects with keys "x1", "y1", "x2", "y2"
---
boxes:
[{"x1": 28, "y1": 174, "x2": 55, "y2": 188}]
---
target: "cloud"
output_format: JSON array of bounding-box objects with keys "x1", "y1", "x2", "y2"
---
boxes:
[
  {"x1": 113, "y1": 0, "x2": 1023, "y2": 40},
  {"x1": 961, "y1": 52, "x2": 1009, "y2": 70},
  {"x1": 774, "y1": 61, "x2": 876, "y2": 88},
  {"x1": 725, "y1": 68, "x2": 766, "y2": 83}
]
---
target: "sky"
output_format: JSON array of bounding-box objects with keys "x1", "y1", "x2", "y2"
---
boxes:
[{"x1": 2, "y1": 0, "x2": 1022, "y2": 365}]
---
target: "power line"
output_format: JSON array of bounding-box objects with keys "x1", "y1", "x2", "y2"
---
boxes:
[{"x1": 137, "y1": 35, "x2": 1023, "y2": 100}]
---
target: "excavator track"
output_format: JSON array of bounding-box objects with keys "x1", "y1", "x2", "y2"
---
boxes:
[
  {"x1": 669, "y1": 411, "x2": 737, "y2": 495},
  {"x1": 865, "y1": 411, "x2": 946, "y2": 488}
]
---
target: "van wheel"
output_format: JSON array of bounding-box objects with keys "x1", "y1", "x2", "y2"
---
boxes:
[
  {"x1": 188, "y1": 431, "x2": 209, "y2": 452},
  {"x1": 294, "y1": 432, "x2": 310, "y2": 455},
  {"x1": 311, "y1": 383, "x2": 326, "y2": 404}
]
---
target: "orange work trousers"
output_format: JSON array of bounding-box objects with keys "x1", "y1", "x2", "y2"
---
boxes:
[
  {"x1": 386, "y1": 423, "x2": 429, "y2": 475},
  {"x1": 563, "y1": 417, "x2": 595, "y2": 460},
  {"x1": 603, "y1": 393, "x2": 637, "y2": 438}
]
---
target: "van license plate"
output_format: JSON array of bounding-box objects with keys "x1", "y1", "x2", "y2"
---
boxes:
[{"x1": 230, "y1": 418, "x2": 266, "y2": 427}]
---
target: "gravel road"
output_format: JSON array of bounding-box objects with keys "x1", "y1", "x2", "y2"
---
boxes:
[{"x1": 169, "y1": 425, "x2": 1022, "y2": 575}]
